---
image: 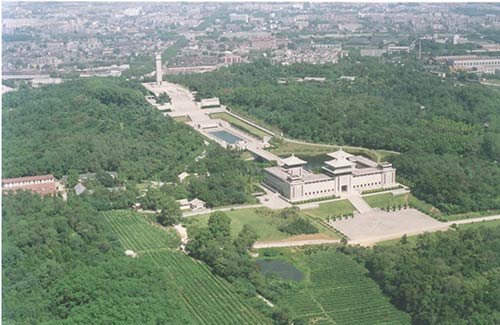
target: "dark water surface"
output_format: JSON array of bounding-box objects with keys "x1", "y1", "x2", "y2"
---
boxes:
[
  {"x1": 257, "y1": 259, "x2": 304, "y2": 282},
  {"x1": 210, "y1": 130, "x2": 243, "y2": 144}
]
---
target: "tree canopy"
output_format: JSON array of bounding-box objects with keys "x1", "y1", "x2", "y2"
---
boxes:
[{"x1": 2, "y1": 78, "x2": 203, "y2": 182}]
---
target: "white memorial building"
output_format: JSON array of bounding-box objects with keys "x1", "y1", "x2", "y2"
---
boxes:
[{"x1": 263, "y1": 149, "x2": 396, "y2": 202}]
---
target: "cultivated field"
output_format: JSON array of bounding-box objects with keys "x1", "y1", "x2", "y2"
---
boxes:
[
  {"x1": 103, "y1": 210, "x2": 180, "y2": 251},
  {"x1": 278, "y1": 250, "x2": 410, "y2": 324},
  {"x1": 103, "y1": 210, "x2": 270, "y2": 324}
]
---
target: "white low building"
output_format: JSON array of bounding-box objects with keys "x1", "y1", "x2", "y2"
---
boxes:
[
  {"x1": 177, "y1": 198, "x2": 206, "y2": 211},
  {"x1": 200, "y1": 98, "x2": 221, "y2": 109},
  {"x1": 263, "y1": 150, "x2": 396, "y2": 202},
  {"x1": 449, "y1": 57, "x2": 500, "y2": 74}
]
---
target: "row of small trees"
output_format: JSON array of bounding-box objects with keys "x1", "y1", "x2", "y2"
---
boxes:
[
  {"x1": 383, "y1": 202, "x2": 410, "y2": 212},
  {"x1": 326, "y1": 213, "x2": 355, "y2": 222}
]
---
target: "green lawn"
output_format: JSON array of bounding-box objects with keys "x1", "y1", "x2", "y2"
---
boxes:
[
  {"x1": 363, "y1": 193, "x2": 443, "y2": 218},
  {"x1": 186, "y1": 208, "x2": 339, "y2": 241},
  {"x1": 186, "y1": 208, "x2": 289, "y2": 241},
  {"x1": 301, "y1": 200, "x2": 355, "y2": 219},
  {"x1": 209, "y1": 112, "x2": 271, "y2": 139},
  {"x1": 363, "y1": 193, "x2": 408, "y2": 208}
]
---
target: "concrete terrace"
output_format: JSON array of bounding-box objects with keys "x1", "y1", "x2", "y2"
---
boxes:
[{"x1": 330, "y1": 208, "x2": 448, "y2": 245}]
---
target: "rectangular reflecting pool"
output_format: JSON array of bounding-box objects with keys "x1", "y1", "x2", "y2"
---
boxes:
[{"x1": 210, "y1": 130, "x2": 243, "y2": 144}]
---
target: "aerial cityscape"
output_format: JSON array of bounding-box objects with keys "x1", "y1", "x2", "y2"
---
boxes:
[{"x1": 3, "y1": 2, "x2": 500, "y2": 324}]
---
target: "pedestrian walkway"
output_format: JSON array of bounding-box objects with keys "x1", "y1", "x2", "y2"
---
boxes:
[
  {"x1": 253, "y1": 239, "x2": 340, "y2": 249},
  {"x1": 346, "y1": 195, "x2": 373, "y2": 213}
]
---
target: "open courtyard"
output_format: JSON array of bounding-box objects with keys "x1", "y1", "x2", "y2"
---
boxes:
[{"x1": 329, "y1": 208, "x2": 449, "y2": 245}]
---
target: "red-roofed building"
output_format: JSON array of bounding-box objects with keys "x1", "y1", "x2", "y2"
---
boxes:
[{"x1": 2, "y1": 174, "x2": 57, "y2": 196}]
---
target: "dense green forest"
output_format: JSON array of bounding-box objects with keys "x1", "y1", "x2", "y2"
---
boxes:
[
  {"x1": 2, "y1": 79, "x2": 263, "y2": 207},
  {"x1": 2, "y1": 193, "x2": 194, "y2": 323},
  {"x1": 169, "y1": 59, "x2": 500, "y2": 214},
  {"x1": 340, "y1": 226, "x2": 500, "y2": 324},
  {"x1": 2, "y1": 78, "x2": 203, "y2": 181}
]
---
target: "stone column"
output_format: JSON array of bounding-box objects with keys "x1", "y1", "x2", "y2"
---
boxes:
[{"x1": 155, "y1": 53, "x2": 162, "y2": 86}]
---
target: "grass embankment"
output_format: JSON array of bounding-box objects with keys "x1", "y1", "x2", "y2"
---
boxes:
[
  {"x1": 209, "y1": 112, "x2": 271, "y2": 139},
  {"x1": 229, "y1": 106, "x2": 283, "y2": 134},
  {"x1": 172, "y1": 115, "x2": 191, "y2": 123},
  {"x1": 377, "y1": 219, "x2": 500, "y2": 247},
  {"x1": 456, "y1": 219, "x2": 500, "y2": 230},
  {"x1": 186, "y1": 208, "x2": 339, "y2": 241},
  {"x1": 376, "y1": 236, "x2": 420, "y2": 247},
  {"x1": 259, "y1": 248, "x2": 410, "y2": 324},
  {"x1": 443, "y1": 209, "x2": 500, "y2": 222},
  {"x1": 271, "y1": 140, "x2": 396, "y2": 163},
  {"x1": 482, "y1": 79, "x2": 500, "y2": 87}
]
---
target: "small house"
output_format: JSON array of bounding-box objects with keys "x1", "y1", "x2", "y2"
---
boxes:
[
  {"x1": 189, "y1": 198, "x2": 206, "y2": 210},
  {"x1": 132, "y1": 203, "x2": 143, "y2": 212},
  {"x1": 177, "y1": 199, "x2": 191, "y2": 211},
  {"x1": 74, "y1": 183, "x2": 86, "y2": 196},
  {"x1": 178, "y1": 172, "x2": 190, "y2": 183}
]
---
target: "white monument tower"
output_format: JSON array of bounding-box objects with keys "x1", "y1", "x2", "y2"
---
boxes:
[{"x1": 155, "y1": 53, "x2": 162, "y2": 86}]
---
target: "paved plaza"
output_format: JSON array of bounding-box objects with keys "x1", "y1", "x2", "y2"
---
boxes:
[{"x1": 329, "y1": 208, "x2": 449, "y2": 245}]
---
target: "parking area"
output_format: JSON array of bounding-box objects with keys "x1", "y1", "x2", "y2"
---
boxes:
[{"x1": 329, "y1": 208, "x2": 449, "y2": 245}]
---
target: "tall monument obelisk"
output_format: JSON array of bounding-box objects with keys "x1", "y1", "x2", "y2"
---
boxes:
[{"x1": 155, "y1": 53, "x2": 162, "y2": 86}]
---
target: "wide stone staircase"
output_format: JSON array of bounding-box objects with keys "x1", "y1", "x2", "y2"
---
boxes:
[{"x1": 346, "y1": 195, "x2": 373, "y2": 214}]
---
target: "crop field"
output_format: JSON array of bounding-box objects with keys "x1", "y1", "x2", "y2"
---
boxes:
[
  {"x1": 102, "y1": 210, "x2": 270, "y2": 324},
  {"x1": 102, "y1": 210, "x2": 180, "y2": 252},
  {"x1": 278, "y1": 250, "x2": 410, "y2": 324},
  {"x1": 144, "y1": 252, "x2": 267, "y2": 324}
]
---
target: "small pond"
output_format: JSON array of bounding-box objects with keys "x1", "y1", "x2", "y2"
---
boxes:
[
  {"x1": 256, "y1": 259, "x2": 304, "y2": 282},
  {"x1": 210, "y1": 130, "x2": 243, "y2": 144}
]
